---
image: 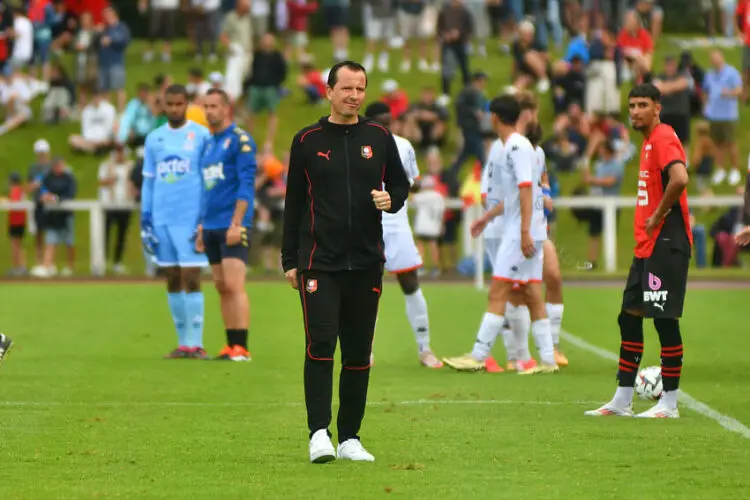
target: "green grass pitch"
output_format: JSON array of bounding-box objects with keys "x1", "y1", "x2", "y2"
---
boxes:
[{"x1": 1, "y1": 281, "x2": 748, "y2": 498}]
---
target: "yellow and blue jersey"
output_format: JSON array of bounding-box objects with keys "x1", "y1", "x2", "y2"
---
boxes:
[
  {"x1": 142, "y1": 120, "x2": 211, "y2": 227},
  {"x1": 200, "y1": 123, "x2": 258, "y2": 230}
]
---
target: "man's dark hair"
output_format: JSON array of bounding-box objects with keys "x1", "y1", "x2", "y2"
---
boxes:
[
  {"x1": 206, "y1": 87, "x2": 230, "y2": 104},
  {"x1": 137, "y1": 82, "x2": 151, "y2": 92},
  {"x1": 327, "y1": 60, "x2": 368, "y2": 88},
  {"x1": 153, "y1": 73, "x2": 167, "y2": 87},
  {"x1": 165, "y1": 84, "x2": 189, "y2": 99},
  {"x1": 526, "y1": 122, "x2": 543, "y2": 147},
  {"x1": 628, "y1": 83, "x2": 661, "y2": 102},
  {"x1": 189, "y1": 68, "x2": 203, "y2": 78},
  {"x1": 364, "y1": 101, "x2": 392, "y2": 127},
  {"x1": 489, "y1": 95, "x2": 521, "y2": 126}
]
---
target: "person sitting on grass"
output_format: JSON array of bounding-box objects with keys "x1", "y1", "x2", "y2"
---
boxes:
[
  {"x1": 0, "y1": 70, "x2": 34, "y2": 136},
  {"x1": 68, "y1": 89, "x2": 117, "y2": 155},
  {"x1": 296, "y1": 58, "x2": 326, "y2": 104}
]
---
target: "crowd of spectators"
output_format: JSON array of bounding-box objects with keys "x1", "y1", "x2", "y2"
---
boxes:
[{"x1": 2, "y1": 0, "x2": 750, "y2": 276}]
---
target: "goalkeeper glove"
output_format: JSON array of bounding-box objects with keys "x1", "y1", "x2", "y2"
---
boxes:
[
  {"x1": 542, "y1": 187, "x2": 552, "y2": 218},
  {"x1": 140, "y1": 213, "x2": 159, "y2": 255}
]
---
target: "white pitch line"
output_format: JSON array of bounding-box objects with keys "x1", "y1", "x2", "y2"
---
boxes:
[
  {"x1": 0, "y1": 399, "x2": 601, "y2": 409},
  {"x1": 562, "y1": 329, "x2": 750, "y2": 440}
]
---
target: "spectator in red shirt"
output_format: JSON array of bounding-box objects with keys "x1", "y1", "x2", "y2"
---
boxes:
[
  {"x1": 381, "y1": 79, "x2": 409, "y2": 123},
  {"x1": 4, "y1": 172, "x2": 27, "y2": 276},
  {"x1": 296, "y1": 59, "x2": 325, "y2": 104},
  {"x1": 736, "y1": 0, "x2": 750, "y2": 100},
  {"x1": 616, "y1": 10, "x2": 653, "y2": 83},
  {"x1": 284, "y1": 0, "x2": 318, "y2": 62}
]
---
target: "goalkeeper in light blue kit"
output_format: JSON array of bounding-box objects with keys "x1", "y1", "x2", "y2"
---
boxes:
[{"x1": 141, "y1": 84, "x2": 212, "y2": 359}]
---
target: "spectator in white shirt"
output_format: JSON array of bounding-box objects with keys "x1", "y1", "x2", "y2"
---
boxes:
[
  {"x1": 411, "y1": 175, "x2": 445, "y2": 277},
  {"x1": 186, "y1": 67, "x2": 212, "y2": 97},
  {"x1": 139, "y1": 0, "x2": 180, "y2": 62},
  {"x1": 68, "y1": 90, "x2": 117, "y2": 154},
  {"x1": 10, "y1": 8, "x2": 34, "y2": 71},
  {"x1": 0, "y1": 70, "x2": 33, "y2": 136},
  {"x1": 98, "y1": 144, "x2": 134, "y2": 274}
]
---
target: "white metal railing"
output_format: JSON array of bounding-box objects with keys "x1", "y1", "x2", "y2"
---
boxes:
[{"x1": 1, "y1": 195, "x2": 744, "y2": 281}]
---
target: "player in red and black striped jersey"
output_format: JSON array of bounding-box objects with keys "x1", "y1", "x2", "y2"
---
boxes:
[{"x1": 586, "y1": 83, "x2": 691, "y2": 419}]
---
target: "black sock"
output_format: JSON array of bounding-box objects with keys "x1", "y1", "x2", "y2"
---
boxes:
[
  {"x1": 226, "y1": 329, "x2": 248, "y2": 349},
  {"x1": 616, "y1": 311, "x2": 644, "y2": 388},
  {"x1": 655, "y1": 318, "x2": 683, "y2": 392}
]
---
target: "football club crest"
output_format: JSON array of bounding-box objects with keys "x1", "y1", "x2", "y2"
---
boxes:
[
  {"x1": 306, "y1": 279, "x2": 318, "y2": 293},
  {"x1": 223, "y1": 138, "x2": 232, "y2": 150},
  {"x1": 184, "y1": 132, "x2": 196, "y2": 151},
  {"x1": 241, "y1": 144, "x2": 252, "y2": 153},
  {"x1": 361, "y1": 145, "x2": 373, "y2": 159}
]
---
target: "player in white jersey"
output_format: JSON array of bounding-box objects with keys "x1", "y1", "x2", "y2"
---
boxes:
[
  {"x1": 443, "y1": 95, "x2": 558, "y2": 374},
  {"x1": 504, "y1": 100, "x2": 569, "y2": 368},
  {"x1": 478, "y1": 139, "x2": 522, "y2": 372},
  {"x1": 364, "y1": 102, "x2": 443, "y2": 368}
]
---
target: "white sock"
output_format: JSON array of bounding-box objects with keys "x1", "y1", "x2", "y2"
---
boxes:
[
  {"x1": 661, "y1": 390, "x2": 678, "y2": 410},
  {"x1": 613, "y1": 386, "x2": 634, "y2": 408},
  {"x1": 334, "y1": 48, "x2": 348, "y2": 61},
  {"x1": 378, "y1": 51, "x2": 389, "y2": 64},
  {"x1": 531, "y1": 319, "x2": 555, "y2": 365},
  {"x1": 546, "y1": 303, "x2": 564, "y2": 347},
  {"x1": 501, "y1": 325, "x2": 515, "y2": 362},
  {"x1": 404, "y1": 288, "x2": 430, "y2": 352},
  {"x1": 509, "y1": 305, "x2": 531, "y2": 360},
  {"x1": 470, "y1": 312, "x2": 504, "y2": 362}
]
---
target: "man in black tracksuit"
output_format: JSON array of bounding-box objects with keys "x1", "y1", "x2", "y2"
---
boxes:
[{"x1": 282, "y1": 61, "x2": 410, "y2": 464}]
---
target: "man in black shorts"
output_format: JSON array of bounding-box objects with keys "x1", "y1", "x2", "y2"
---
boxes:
[{"x1": 586, "y1": 83, "x2": 691, "y2": 420}]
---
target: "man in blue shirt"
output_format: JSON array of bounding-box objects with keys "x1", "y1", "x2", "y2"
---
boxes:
[
  {"x1": 703, "y1": 50, "x2": 743, "y2": 187},
  {"x1": 141, "y1": 84, "x2": 211, "y2": 359},
  {"x1": 196, "y1": 88, "x2": 257, "y2": 362}
]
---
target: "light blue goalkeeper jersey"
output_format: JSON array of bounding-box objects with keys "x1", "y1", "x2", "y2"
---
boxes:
[{"x1": 142, "y1": 121, "x2": 210, "y2": 227}]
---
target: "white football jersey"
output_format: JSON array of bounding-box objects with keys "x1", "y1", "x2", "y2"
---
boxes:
[
  {"x1": 498, "y1": 133, "x2": 547, "y2": 242},
  {"x1": 480, "y1": 139, "x2": 505, "y2": 239},
  {"x1": 383, "y1": 134, "x2": 420, "y2": 233}
]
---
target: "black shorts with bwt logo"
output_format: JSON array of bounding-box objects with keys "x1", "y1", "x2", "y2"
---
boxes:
[{"x1": 621, "y1": 237, "x2": 690, "y2": 319}]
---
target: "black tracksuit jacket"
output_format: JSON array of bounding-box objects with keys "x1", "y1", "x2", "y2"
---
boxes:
[{"x1": 282, "y1": 116, "x2": 411, "y2": 273}]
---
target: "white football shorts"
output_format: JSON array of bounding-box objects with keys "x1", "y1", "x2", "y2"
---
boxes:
[
  {"x1": 492, "y1": 239, "x2": 545, "y2": 284},
  {"x1": 384, "y1": 229, "x2": 423, "y2": 273}
]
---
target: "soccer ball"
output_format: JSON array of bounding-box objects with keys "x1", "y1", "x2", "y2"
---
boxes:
[{"x1": 635, "y1": 366, "x2": 663, "y2": 401}]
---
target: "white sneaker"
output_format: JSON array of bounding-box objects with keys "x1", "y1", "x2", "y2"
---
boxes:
[
  {"x1": 30, "y1": 266, "x2": 49, "y2": 278},
  {"x1": 417, "y1": 58, "x2": 429, "y2": 72},
  {"x1": 712, "y1": 168, "x2": 727, "y2": 185},
  {"x1": 143, "y1": 51, "x2": 154, "y2": 63},
  {"x1": 400, "y1": 60, "x2": 411, "y2": 73},
  {"x1": 536, "y1": 78, "x2": 551, "y2": 94},
  {"x1": 112, "y1": 264, "x2": 128, "y2": 275},
  {"x1": 337, "y1": 439, "x2": 375, "y2": 462},
  {"x1": 635, "y1": 402, "x2": 679, "y2": 419},
  {"x1": 584, "y1": 402, "x2": 634, "y2": 417},
  {"x1": 309, "y1": 429, "x2": 336, "y2": 464},
  {"x1": 728, "y1": 168, "x2": 742, "y2": 186},
  {"x1": 60, "y1": 267, "x2": 73, "y2": 277}
]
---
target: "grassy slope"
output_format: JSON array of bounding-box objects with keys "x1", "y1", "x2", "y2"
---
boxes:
[{"x1": 0, "y1": 36, "x2": 747, "y2": 275}]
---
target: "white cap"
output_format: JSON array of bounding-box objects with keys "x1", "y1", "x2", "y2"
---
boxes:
[
  {"x1": 208, "y1": 71, "x2": 223, "y2": 84},
  {"x1": 382, "y1": 79, "x2": 399, "y2": 93},
  {"x1": 33, "y1": 139, "x2": 50, "y2": 153}
]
